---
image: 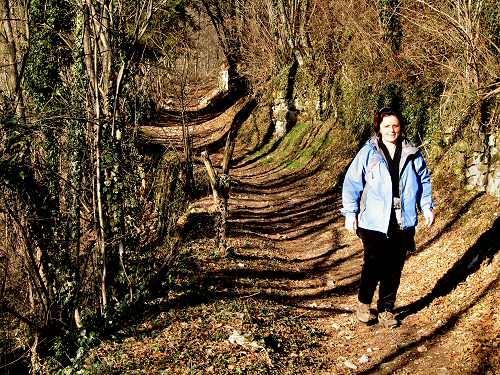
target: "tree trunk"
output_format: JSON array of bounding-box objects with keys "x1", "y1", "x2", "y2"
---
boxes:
[
  {"x1": 83, "y1": 0, "x2": 114, "y2": 314},
  {"x1": 0, "y1": 0, "x2": 26, "y2": 123},
  {"x1": 201, "y1": 0, "x2": 242, "y2": 86},
  {"x1": 201, "y1": 151, "x2": 220, "y2": 204},
  {"x1": 180, "y1": 56, "x2": 194, "y2": 197},
  {"x1": 276, "y1": 0, "x2": 306, "y2": 66},
  {"x1": 201, "y1": 151, "x2": 227, "y2": 255}
]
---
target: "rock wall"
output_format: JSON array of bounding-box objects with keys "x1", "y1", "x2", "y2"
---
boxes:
[
  {"x1": 466, "y1": 130, "x2": 500, "y2": 198},
  {"x1": 219, "y1": 68, "x2": 229, "y2": 92},
  {"x1": 271, "y1": 98, "x2": 298, "y2": 138}
]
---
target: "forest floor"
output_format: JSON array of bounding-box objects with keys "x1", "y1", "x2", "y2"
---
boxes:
[{"x1": 82, "y1": 96, "x2": 499, "y2": 374}]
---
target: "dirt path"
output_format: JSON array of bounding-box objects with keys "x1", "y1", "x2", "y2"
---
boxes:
[{"x1": 139, "y1": 88, "x2": 248, "y2": 151}]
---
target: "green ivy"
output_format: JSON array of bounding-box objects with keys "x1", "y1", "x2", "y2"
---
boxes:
[
  {"x1": 483, "y1": 0, "x2": 500, "y2": 49},
  {"x1": 25, "y1": 0, "x2": 74, "y2": 107},
  {"x1": 376, "y1": 78, "x2": 443, "y2": 145},
  {"x1": 379, "y1": 0, "x2": 403, "y2": 52}
]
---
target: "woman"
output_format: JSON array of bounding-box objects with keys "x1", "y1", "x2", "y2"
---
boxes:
[{"x1": 341, "y1": 107, "x2": 435, "y2": 328}]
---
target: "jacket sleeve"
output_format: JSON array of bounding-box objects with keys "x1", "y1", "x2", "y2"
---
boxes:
[
  {"x1": 413, "y1": 152, "x2": 435, "y2": 212},
  {"x1": 341, "y1": 146, "x2": 368, "y2": 219}
]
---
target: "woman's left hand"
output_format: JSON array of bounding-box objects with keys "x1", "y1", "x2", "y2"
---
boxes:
[{"x1": 423, "y1": 209, "x2": 434, "y2": 227}]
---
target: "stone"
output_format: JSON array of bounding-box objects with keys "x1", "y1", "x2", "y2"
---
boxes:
[
  {"x1": 274, "y1": 120, "x2": 287, "y2": 138},
  {"x1": 228, "y1": 330, "x2": 262, "y2": 350},
  {"x1": 344, "y1": 360, "x2": 357, "y2": 370},
  {"x1": 219, "y1": 69, "x2": 229, "y2": 91},
  {"x1": 271, "y1": 98, "x2": 298, "y2": 138},
  {"x1": 417, "y1": 345, "x2": 427, "y2": 353},
  {"x1": 359, "y1": 354, "x2": 369, "y2": 363},
  {"x1": 228, "y1": 330, "x2": 247, "y2": 346},
  {"x1": 380, "y1": 362, "x2": 394, "y2": 374}
]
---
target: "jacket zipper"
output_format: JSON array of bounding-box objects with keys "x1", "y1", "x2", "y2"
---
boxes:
[{"x1": 376, "y1": 155, "x2": 392, "y2": 237}]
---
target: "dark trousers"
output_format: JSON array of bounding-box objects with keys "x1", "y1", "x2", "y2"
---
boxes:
[{"x1": 357, "y1": 225, "x2": 415, "y2": 312}]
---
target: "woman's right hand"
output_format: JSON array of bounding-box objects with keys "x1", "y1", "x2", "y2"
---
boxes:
[{"x1": 345, "y1": 216, "x2": 358, "y2": 233}]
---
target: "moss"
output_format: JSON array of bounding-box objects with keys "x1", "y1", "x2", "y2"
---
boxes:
[
  {"x1": 256, "y1": 122, "x2": 333, "y2": 170},
  {"x1": 259, "y1": 122, "x2": 310, "y2": 166},
  {"x1": 285, "y1": 130, "x2": 332, "y2": 170},
  {"x1": 483, "y1": 0, "x2": 500, "y2": 48}
]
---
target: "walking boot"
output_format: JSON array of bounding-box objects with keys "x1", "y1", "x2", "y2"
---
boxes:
[
  {"x1": 356, "y1": 302, "x2": 374, "y2": 323},
  {"x1": 378, "y1": 311, "x2": 398, "y2": 328}
]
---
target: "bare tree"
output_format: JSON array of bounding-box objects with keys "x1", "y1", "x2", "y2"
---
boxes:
[
  {"x1": 0, "y1": 0, "x2": 26, "y2": 123},
  {"x1": 200, "y1": 0, "x2": 245, "y2": 87},
  {"x1": 276, "y1": 0, "x2": 313, "y2": 66}
]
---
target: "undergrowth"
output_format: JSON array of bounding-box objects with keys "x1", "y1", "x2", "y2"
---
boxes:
[{"x1": 77, "y1": 239, "x2": 328, "y2": 374}]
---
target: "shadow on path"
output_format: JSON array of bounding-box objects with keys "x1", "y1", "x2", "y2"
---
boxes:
[
  {"x1": 397, "y1": 215, "x2": 500, "y2": 320},
  {"x1": 234, "y1": 244, "x2": 349, "y2": 264},
  {"x1": 359, "y1": 277, "x2": 498, "y2": 374},
  {"x1": 413, "y1": 192, "x2": 485, "y2": 256},
  {"x1": 204, "y1": 98, "x2": 258, "y2": 155}
]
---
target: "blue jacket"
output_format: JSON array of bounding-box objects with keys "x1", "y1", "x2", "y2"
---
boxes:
[{"x1": 341, "y1": 136, "x2": 434, "y2": 234}]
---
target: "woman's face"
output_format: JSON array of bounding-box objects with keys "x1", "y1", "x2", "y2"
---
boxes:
[{"x1": 379, "y1": 115, "x2": 401, "y2": 144}]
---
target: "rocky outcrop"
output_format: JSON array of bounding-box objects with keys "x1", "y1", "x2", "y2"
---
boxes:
[
  {"x1": 466, "y1": 129, "x2": 500, "y2": 197},
  {"x1": 271, "y1": 98, "x2": 298, "y2": 138}
]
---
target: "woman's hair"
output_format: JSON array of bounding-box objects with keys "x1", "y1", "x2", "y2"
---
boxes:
[{"x1": 373, "y1": 107, "x2": 405, "y2": 134}]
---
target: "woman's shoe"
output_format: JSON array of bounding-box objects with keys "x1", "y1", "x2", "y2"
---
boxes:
[
  {"x1": 356, "y1": 302, "x2": 374, "y2": 323},
  {"x1": 378, "y1": 311, "x2": 398, "y2": 328}
]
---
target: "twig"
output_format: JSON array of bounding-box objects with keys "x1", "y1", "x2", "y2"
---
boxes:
[
  {"x1": 289, "y1": 311, "x2": 309, "y2": 320},
  {"x1": 240, "y1": 291, "x2": 261, "y2": 299},
  {"x1": 0, "y1": 348, "x2": 30, "y2": 370}
]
